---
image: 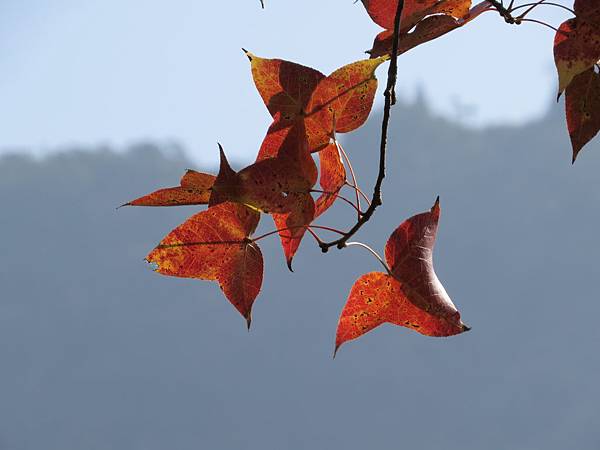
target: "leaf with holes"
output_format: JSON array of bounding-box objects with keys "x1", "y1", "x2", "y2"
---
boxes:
[
  {"x1": 146, "y1": 202, "x2": 263, "y2": 328},
  {"x1": 246, "y1": 50, "x2": 387, "y2": 154},
  {"x1": 122, "y1": 170, "x2": 215, "y2": 207},
  {"x1": 554, "y1": 17, "x2": 600, "y2": 96},
  {"x1": 566, "y1": 68, "x2": 600, "y2": 162},
  {"x1": 210, "y1": 122, "x2": 317, "y2": 214},
  {"x1": 335, "y1": 198, "x2": 469, "y2": 354}
]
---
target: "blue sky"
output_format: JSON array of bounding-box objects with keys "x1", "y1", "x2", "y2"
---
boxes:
[{"x1": 0, "y1": 0, "x2": 569, "y2": 165}]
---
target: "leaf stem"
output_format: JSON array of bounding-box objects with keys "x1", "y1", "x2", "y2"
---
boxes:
[
  {"x1": 336, "y1": 140, "x2": 361, "y2": 219},
  {"x1": 252, "y1": 224, "x2": 345, "y2": 243},
  {"x1": 518, "y1": 17, "x2": 560, "y2": 32},
  {"x1": 345, "y1": 242, "x2": 392, "y2": 276},
  {"x1": 311, "y1": 189, "x2": 364, "y2": 215},
  {"x1": 510, "y1": 1, "x2": 574, "y2": 16},
  {"x1": 345, "y1": 182, "x2": 372, "y2": 207},
  {"x1": 318, "y1": 0, "x2": 405, "y2": 252}
]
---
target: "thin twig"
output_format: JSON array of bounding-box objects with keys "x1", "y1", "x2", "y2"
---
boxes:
[
  {"x1": 252, "y1": 224, "x2": 345, "y2": 242},
  {"x1": 318, "y1": 0, "x2": 404, "y2": 252},
  {"x1": 518, "y1": 17, "x2": 560, "y2": 32},
  {"x1": 486, "y1": 0, "x2": 517, "y2": 23},
  {"x1": 510, "y1": 1, "x2": 574, "y2": 16}
]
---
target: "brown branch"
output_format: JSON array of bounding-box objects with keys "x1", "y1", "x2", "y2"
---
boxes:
[
  {"x1": 486, "y1": 0, "x2": 517, "y2": 23},
  {"x1": 318, "y1": 0, "x2": 405, "y2": 252}
]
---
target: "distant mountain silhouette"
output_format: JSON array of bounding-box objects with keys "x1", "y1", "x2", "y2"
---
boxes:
[{"x1": 1, "y1": 100, "x2": 598, "y2": 450}]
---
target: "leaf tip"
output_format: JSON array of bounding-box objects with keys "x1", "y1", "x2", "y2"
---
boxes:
[
  {"x1": 217, "y1": 143, "x2": 234, "y2": 174},
  {"x1": 431, "y1": 196, "x2": 441, "y2": 215},
  {"x1": 246, "y1": 314, "x2": 252, "y2": 331},
  {"x1": 242, "y1": 48, "x2": 253, "y2": 61},
  {"x1": 286, "y1": 258, "x2": 294, "y2": 272},
  {"x1": 333, "y1": 344, "x2": 340, "y2": 359},
  {"x1": 461, "y1": 323, "x2": 472, "y2": 332}
]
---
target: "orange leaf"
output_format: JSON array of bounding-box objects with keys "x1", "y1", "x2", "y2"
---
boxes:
[
  {"x1": 122, "y1": 170, "x2": 215, "y2": 207},
  {"x1": 335, "y1": 198, "x2": 468, "y2": 353},
  {"x1": 554, "y1": 18, "x2": 600, "y2": 96},
  {"x1": 315, "y1": 142, "x2": 347, "y2": 218},
  {"x1": 305, "y1": 57, "x2": 388, "y2": 144},
  {"x1": 272, "y1": 192, "x2": 315, "y2": 271},
  {"x1": 566, "y1": 68, "x2": 600, "y2": 162},
  {"x1": 247, "y1": 52, "x2": 387, "y2": 153},
  {"x1": 146, "y1": 202, "x2": 262, "y2": 327},
  {"x1": 244, "y1": 50, "x2": 325, "y2": 120}
]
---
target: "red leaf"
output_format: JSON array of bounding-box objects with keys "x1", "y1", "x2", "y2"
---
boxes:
[
  {"x1": 122, "y1": 170, "x2": 215, "y2": 207},
  {"x1": 245, "y1": 50, "x2": 325, "y2": 120},
  {"x1": 362, "y1": 0, "x2": 471, "y2": 32},
  {"x1": 368, "y1": 1, "x2": 491, "y2": 58},
  {"x1": 211, "y1": 122, "x2": 317, "y2": 213},
  {"x1": 247, "y1": 52, "x2": 387, "y2": 154},
  {"x1": 575, "y1": 0, "x2": 600, "y2": 24},
  {"x1": 272, "y1": 192, "x2": 316, "y2": 270},
  {"x1": 566, "y1": 68, "x2": 600, "y2": 162},
  {"x1": 315, "y1": 142, "x2": 347, "y2": 218},
  {"x1": 146, "y1": 202, "x2": 262, "y2": 327},
  {"x1": 335, "y1": 198, "x2": 468, "y2": 353},
  {"x1": 305, "y1": 57, "x2": 388, "y2": 144},
  {"x1": 554, "y1": 18, "x2": 600, "y2": 96}
]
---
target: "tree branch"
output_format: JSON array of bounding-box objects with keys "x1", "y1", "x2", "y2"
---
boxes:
[
  {"x1": 318, "y1": 0, "x2": 404, "y2": 252},
  {"x1": 486, "y1": 0, "x2": 517, "y2": 23}
]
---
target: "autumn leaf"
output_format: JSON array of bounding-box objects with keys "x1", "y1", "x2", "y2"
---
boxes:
[
  {"x1": 146, "y1": 202, "x2": 263, "y2": 327},
  {"x1": 122, "y1": 170, "x2": 215, "y2": 207},
  {"x1": 273, "y1": 192, "x2": 316, "y2": 270},
  {"x1": 566, "y1": 67, "x2": 600, "y2": 162},
  {"x1": 574, "y1": 0, "x2": 600, "y2": 26},
  {"x1": 368, "y1": 1, "x2": 491, "y2": 57},
  {"x1": 335, "y1": 198, "x2": 469, "y2": 354},
  {"x1": 362, "y1": 0, "x2": 472, "y2": 32},
  {"x1": 304, "y1": 57, "x2": 388, "y2": 144},
  {"x1": 554, "y1": 17, "x2": 600, "y2": 96},
  {"x1": 209, "y1": 122, "x2": 318, "y2": 269},
  {"x1": 210, "y1": 121, "x2": 317, "y2": 213},
  {"x1": 315, "y1": 142, "x2": 347, "y2": 218},
  {"x1": 246, "y1": 50, "x2": 387, "y2": 154}
]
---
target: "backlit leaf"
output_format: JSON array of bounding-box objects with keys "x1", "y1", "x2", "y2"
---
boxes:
[
  {"x1": 554, "y1": 18, "x2": 600, "y2": 96},
  {"x1": 273, "y1": 192, "x2": 315, "y2": 270},
  {"x1": 305, "y1": 57, "x2": 388, "y2": 145},
  {"x1": 315, "y1": 142, "x2": 347, "y2": 218},
  {"x1": 335, "y1": 198, "x2": 468, "y2": 353},
  {"x1": 247, "y1": 52, "x2": 387, "y2": 153},
  {"x1": 368, "y1": 1, "x2": 490, "y2": 57},
  {"x1": 211, "y1": 122, "x2": 317, "y2": 214},
  {"x1": 122, "y1": 170, "x2": 215, "y2": 207},
  {"x1": 146, "y1": 202, "x2": 262, "y2": 326},
  {"x1": 566, "y1": 68, "x2": 600, "y2": 162}
]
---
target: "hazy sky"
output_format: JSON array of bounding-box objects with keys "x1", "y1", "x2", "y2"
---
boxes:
[{"x1": 0, "y1": 0, "x2": 569, "y2": 164}]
